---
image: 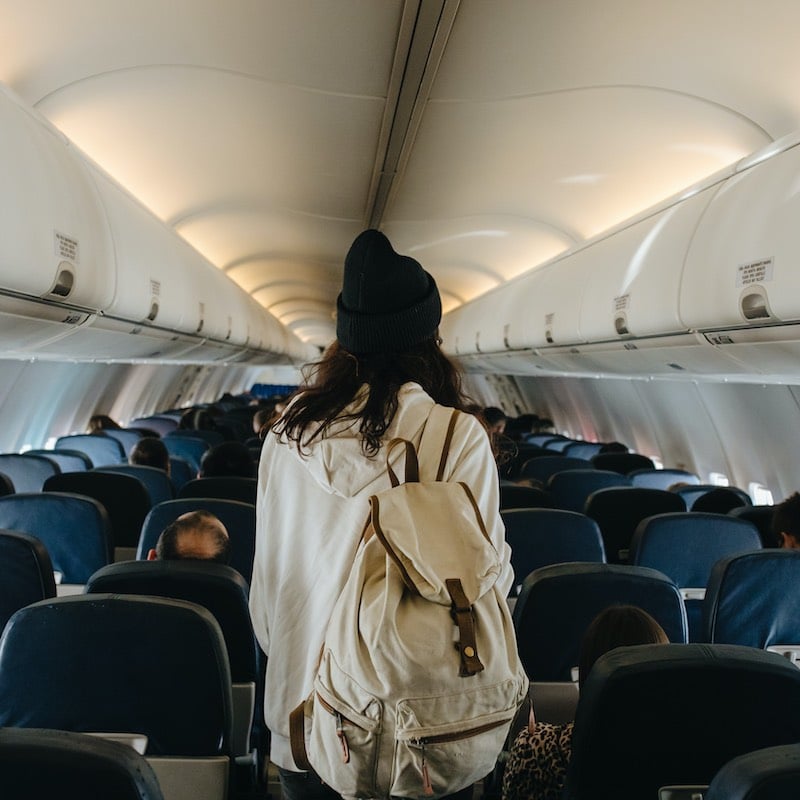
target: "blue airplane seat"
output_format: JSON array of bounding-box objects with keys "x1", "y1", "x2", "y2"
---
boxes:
[
  {"x1": 55, "y1": 434, "x2": 126, "y2": 466},
  {"x1": 584, "y1": 486, "x2": 686, "y2": 563},
  {"x1": 0, "y1": 472, "x2": 13, "y2": 496},
  {"x1": 548, "y1": 469, "x2": 632, "y2": 513},
  {"x1": 44, "y1": 471, "x2": 151, "y2": 549},
  {"x1": 564, "y1": 644, "x2": 800, "y2": 800},
  {"x1": 138, "y1": 498, "x2": 255, "y2": 584},
  {"x1": 729, "y1": 504, "x2": 777, "y2": 547},
  {"x1": 675, "y1": 483, "x2": 751, "y2": 511},
  {"x1": 101, "y1": 428, "x2": 145, "y2": 457},
  {"x1": 513, "y1": 562, "x2": 687, "y2": 681},
  {"x1": 161, "y1": 435, "x2": 210, "y2": 473},
  {"x1": 0, "y1": 728, "x2": 165, "y2": 800},
  {"x1": 562, "y1": 441, "x2": 604, "y2": 460},
  {"x1": 499, "y1": 484, "x2": 555, "y2": 510},
  {"x1": 178, "y1": 477, "x2": 257, "y2": 505},
  {"x1": 166, "y1": 428, "x2": 226, "y2": 447},
  {"x1": 0, "y1": 493, "x2": 111, "y2": 584},
  {"x1": 129, "y1": 415, "x2": 179, "y2": 437},
  {"x1": 590, "y1": 452, "x2": 656, "y2": 474},
  {"x1": 499, "y1": 444, "x2": 550, "y2": 481},
  {"x1": 705, "y1": 743, "x2": 800, "y2": 800},
  {"x1": 168, "y1": 457, "x2": 195, "y2": 490},
  {"x1": 629, "y1": 467, "x2": 700, "y2": 490},
  {"x1": 0, "y1": 530, "x2": 56, "y2": 632},
  {"x1": 693, "y1": 486, "x2": 752, "y2": 514},
  {"x1": 0, "y1": 453, "x2": 60, "y2": 492},
  {"x1": 519, "y1": 456, "x2": 592, "y2": 485},
  {"x1": 94, "y1": 464, "x2": 175, "y2": 506},
  {"x1": 502, "y1": 508, "x2": 605, "y2": 594},
  {"x1": 0, "y1": 594, "x2": 232, "y2": 800},
  {"x1": 703, "y1": 549, "x2": 800, "y2": 649},
  {"x1": 25, "y1": 448, "x2": 91, "y2": 472},
  {"x1": 543, "y1": 438, "x2": 576, "y2": 452},
  {"x1": 630, "y1": 512, "x2": 762, "y2": 641}
]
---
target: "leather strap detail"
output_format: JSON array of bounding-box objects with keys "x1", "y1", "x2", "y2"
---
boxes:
[
  {"x1": 290, "y1": 701, "x2": 313, "y2": 772},
  {"x1": 446, "y1": 578, "x2": 484, "y2": 677},
  {"x1": 385, "y1": 438, "x2": 420, "y2": 486},
  {"x1": 436, "y1": 409, "x2": 460, "y2": 482}
]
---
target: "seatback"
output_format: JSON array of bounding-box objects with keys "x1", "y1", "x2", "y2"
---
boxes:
[
  {"x1": 0, "y1": 453, "x2": 60, "y2": 492},
  {"x1": 499, "y1": 444, "x2": 550, "y2": 481},
  {"x1": 44, "y1": 471, "x2": 152, "y2": 549},
  {"x1": 0, "y1": 530, "x2": 56, "y2": 632},
  {"x1": 705, "y1": 743, "x2": 800, "y2": 800},
  {"x1": 168, "y1": 457, "x2": 195, "y2": 490},
  {"x1": 0, "y1": 728, "x2": 165, "y2": 800},
  {"x1": 502, "y1": 509, "x2": 605, "y2": 592},
  {"x1": 584, "y1": 486, "x2": 686, "y2": 563},
  {"x1": 547, "y1": 469, "x2": 631, "y2": 513},
  {"x1": 55, "y1": 434, "x2": 126, "y2": 466},
  {"x1": 543, "y1": 438, "x2": 575, "y2": 452},
  {"x1": 729, "y1": 504, "x2": 777, "y2": 547},
  {"x1": 514, "y1": 562, "x2": 687, "y2": 681},
  {"x1": 162, "y1": 436, "x2": 210, "y2": 472},
  {"x1": 178, "y1": 477, "x2": 257, "y2": 505},
  {"x1": 564, "y1": 644, "x2": 800, "y2": 800},
  {"x1": 101, "y1": 429, "x2": 145, "y2": 457},
  {"x1": 0, "y1": 594, "x2": 233, "y2": 800},
  {"x1": 631, "y1": 513, "x2": 762, "y2": 642},
  {"x1": 704, "y1": 550, "x2": 800, "y2": 648},
  {"x1": 629, "y1": 468, "x2": 700, "y2": 490},
  {"x1": 26, "y1": 448, "x2": 91, "y2": 472},
  {"x1": 693, "y1": 486, "x2": 752, "y2": 514},
  {"x1": 130, "y1": 415, "x2": 179, "y2": 437},
  {"x1": 499, "y1": 484, "x2": 554, "y2": 510},
  {"x1": 591, "y1": 452, "x2": 655, "y2": 474},
  {"x1": 562, "y1": 442, "x2": 604, "y2": 460},
  {"x1": 167, "y1": 429, "x2": 226, "y2": 447},
  {"x1": 94, "y1": 464, "x2": 175, "y2": 506},
  {"x1": 0, "y1": 493, "x2": 111, "y2": 584},
  {"x1": 138, "y1": 499, "x2": 255, "y2": 583},
  {"x1": 519, "y1": 456, "x2": 591, "y2": 484}
]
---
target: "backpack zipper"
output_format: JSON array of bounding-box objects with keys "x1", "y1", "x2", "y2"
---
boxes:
[{"x1": 317, "y1": 692, "x2": 357, "y2": 763}]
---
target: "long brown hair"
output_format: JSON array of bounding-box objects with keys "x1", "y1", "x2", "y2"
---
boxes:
[{"x1": 273, "y1": 339, "x2": 472, "y2": 456}]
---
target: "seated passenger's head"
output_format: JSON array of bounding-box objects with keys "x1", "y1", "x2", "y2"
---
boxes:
[
  {"x1": 578, "y1": 605, "x2": 668, "y2": 686},
  {"x1": 130, "y1": 437, "x2": 170, "y2": 474},
  {"x1": 88, "y1": 414, "x2": 121, "y2": 433},
  {"x1": 148, "y1": 510, "x2": 230, "y2": 564},
  {"x1": 199, "y1": 442, "x2": 255, "y2": 479},
  {"x1": 483, "y1": 406, "x2": 507, "y2": 435},
  {"x1": 773, "y1": 492, "x2": 800, "y2": 549}
]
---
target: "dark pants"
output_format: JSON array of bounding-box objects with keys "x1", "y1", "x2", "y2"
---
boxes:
[{"x1": 278, "y1": 768, "x2": 474, "y2": 800}]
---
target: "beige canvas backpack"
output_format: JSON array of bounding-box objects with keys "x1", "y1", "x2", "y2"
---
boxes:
[{"x1": 290, "y1": 405, "x2": 528, "y2": 799}]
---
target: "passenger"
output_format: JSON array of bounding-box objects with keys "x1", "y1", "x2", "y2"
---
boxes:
[
  {"x1": 249, "y1": 229, "x2": 510, "y2": 800},
  {"x1": 252, "y1": 405, "x2": 276, "y2": 437},
  {"x1": 199, "y1": 441, "x2": 255, "y2": 479},
  {"x1": 130, "y1": 436, "x2": 170, "y2": 475},
  {"x1": 147, "y1": 510, "x2": 230, "y2": 563},
  {"x1": 599, "y1": 441, "x2": 628, "y2": 453},
  {"x1": 178, "y1": 407, "x2": 217, "y2": 431},
  {"x1": 87, "y1": 414, "x2": 121, "y2": 433},
  {"x1": 692, "y1": 487, "x2": 749, "y2": 514},
  {"x1": 772, "y1": 491, "x2": 800, "y2": 549},
  {"x1": 502, "y1": 605, "x2": 668, "y2": 800}
]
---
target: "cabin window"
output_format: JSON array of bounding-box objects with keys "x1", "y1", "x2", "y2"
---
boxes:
[
  {"x1": 749, "y1": 482, "x2": 773, "y2": 505},
  {"x1": 45, "y1": 437, "x2": 57, "y2": 450},
  {"x1": 649, "y1": 456, "x2": 663, "y2": 469},
  {"x1": 709, "y1": 472, "x2": 730, "y2": 486},
  {"x1": 19, "y1": 444, "x2": 32, "y2": 453}
]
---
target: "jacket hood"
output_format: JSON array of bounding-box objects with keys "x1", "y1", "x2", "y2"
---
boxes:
[{"x1": 282, "y1": 383, "x2": 436, "y2": 498}]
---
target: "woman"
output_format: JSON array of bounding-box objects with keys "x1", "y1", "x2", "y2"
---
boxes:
[
  {"x1": 249, "y1": 229, "x2": 513, "y2": 799},
  {"x1": 502, "y1": 605, "x2": 668, "y2": 800}
]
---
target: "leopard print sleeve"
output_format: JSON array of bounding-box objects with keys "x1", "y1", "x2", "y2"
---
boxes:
[{"x1": 501, "y1": 722, "x2": 574, "y2": 800}]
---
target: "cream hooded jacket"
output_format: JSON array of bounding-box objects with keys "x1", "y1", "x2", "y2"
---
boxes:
[{"x1": 249, "y1": 382, "x2": 512, "y2": 770}]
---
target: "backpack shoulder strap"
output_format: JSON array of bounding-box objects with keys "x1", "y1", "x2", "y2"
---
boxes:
[{"x1": 427, "y1": 405, "x2": 461, "y2": 482}]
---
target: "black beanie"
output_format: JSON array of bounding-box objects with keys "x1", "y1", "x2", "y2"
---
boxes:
[{"x1": 336, "y1": 229, "x2": 442, "y2": 354}]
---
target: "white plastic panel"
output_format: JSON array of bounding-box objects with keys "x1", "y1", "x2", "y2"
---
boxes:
[
  {"x1": 579, "y1": 188, "x2": 716, "y2": 340},
  {"x1": 681, "y1": 143, "x2": 800, "y2": 330},
  {"x1": 0, "y1": 86, "x2": 114, "y2": 309}
]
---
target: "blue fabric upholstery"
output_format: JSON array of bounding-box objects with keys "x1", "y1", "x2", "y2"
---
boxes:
[
  {"x1": 590, "y1": 452, "x2": 655, "y2": 474},
  {"x1": 26, "y1": 449, "x2": 91, "y2": 472},
  {"x1": 693, "y1": 487, "x2": 752, "y2": 514},
  {"x1": 676, "y1": 484, "x2": 751, "y2": 511},
  {"x1": 584, "y1": 486, "x2": 686, "y2": 563},
  {"x1": 168, "y1": 457, "x2": 195, "y2": 490},
  {"x1": 130, "y1": 415, "x2": 179, "y2": 436},
  {"x1": 543, "y1": 438, "x2": 575, "y2": 452},
  {"x1": 513, "y1": 562, "x2": 687, "y2": 681},
  {"x1": 44, "y1": 471, "x2": 151, "y2": 549},
  {"x1": 137, "y1": 498, "x2": 255, "y2": 583},
  {"x1": 499, "y1": 445, "x2": 550, "y2": 481},
  {"x1": 502, "y1": 509, "x2": 605, "y2": 592},
  {"x1": 0, "y1": 493, "x2": 111, "y2": 583},
  {"x1": 162, "y1": 436, "x2": 210, "y2": 472},
  {"x1": 519, "y1": 456, "x2": 591, "y2": 484},
  {"x1": 0, "y1": 728, "x2": 164, "y2": 800},
  {"x1": 703, "y1": 550, "x2": 800, "y2": 646},
  {"x1": 55, "y1": 435, "x2": 126, "y2": 466},
  {"x1": 0, "y1": 473, "x2": 13, "y2": 496},
  {"x1": 177, "y1": 477, "x2": 257, "y2": 505},
  {"x1": 498, "y1": 484, "x2": 554, "y2": 510},
  {"x1": 705, "y1": 743, "x2": 800, "y2": 800},
  {"x1": 101, "y1": 429, "x2": 144, "y2": 457},
  {"x1": 729, "y1": 504, "x2": 777, "y2": 548},
  {"x1": 629, "y1": 468, "x2": 700, "y2": 490},
  {"x1": 0, "y1": 530, "x2": 56, "y2": 632},
  {"x1": 86, "y1": 560, "x2": 256, "y2": 682},
  {"x1": 94, "y1": 465, "x2": 175, "y2": 506},
  {"x1": 0, "y1": 454, "x2": 60, "y2": 492},
  {"x1": 564, "y1": 644, "x2": 800, "y2": 800},
  {"x1": 562, "y1": 442, "x2": 604, "y2": 459},
  {"x1": 0, "y1": 595, "x2": 233, "y2": 759},
  {"x1": 166, "y1": 429, "x2": 226, "y2": 447},
  {"x1": 548, "y1": 469, "x2": 631, "y2": 513}
]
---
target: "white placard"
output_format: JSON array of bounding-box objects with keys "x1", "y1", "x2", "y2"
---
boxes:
[{"x1": 737, "y1": 257, "x2": 773, "y2": 287}]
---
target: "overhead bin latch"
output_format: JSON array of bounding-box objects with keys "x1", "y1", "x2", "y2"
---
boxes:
[{"x1": 739, "y1": 285, "x2": 774, "y2": 322}]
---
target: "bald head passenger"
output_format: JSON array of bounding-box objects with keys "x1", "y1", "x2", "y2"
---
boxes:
[{"x1": 147, "y1": 510, "x2": 230, "y2": 564}]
